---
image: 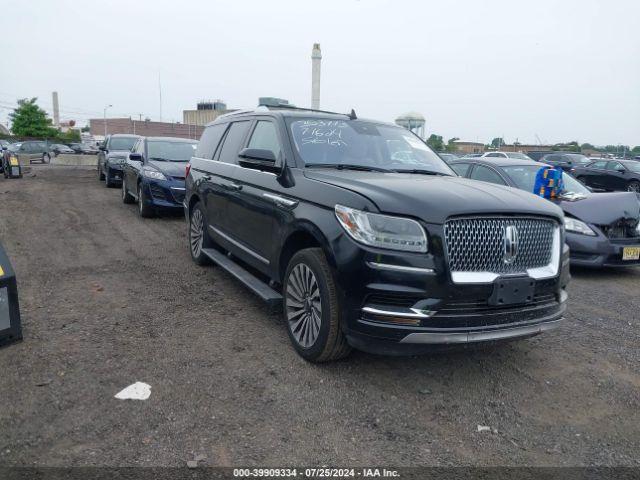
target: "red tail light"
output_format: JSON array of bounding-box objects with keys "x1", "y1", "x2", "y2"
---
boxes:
[{"x1": 185, "y1": 163, "x2": 191, "y2": 178}]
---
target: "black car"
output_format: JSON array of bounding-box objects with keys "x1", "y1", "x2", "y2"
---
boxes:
[
  {"x1": 438, "y1": 153, "x2": 458, "y2": 164},
  {"x1": 121, "y1": 136, "x2": 197, "y2": 217},
  {"x1": 97, "y1": 134, "x2": 141, "y2": 187},
  {"x1": 571, "y1": 159, "x2": 640, "y2": 193},
  {"x1": 184, "y1": 106, "x2": 569, "y2": 362},
  {"x1": 449, "y1": 157, "x2": 640, "y2": 267},
  {"x1": 537, "y1": 153, "x2": 592, "y2": 172}
]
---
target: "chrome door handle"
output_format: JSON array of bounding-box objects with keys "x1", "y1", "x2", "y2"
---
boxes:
[
  {"x1": 228, "y1": 183, "x2": 243, "y2": 191},
  {"x1": 262, "y1": 193, "x2": 298, "y2": 208}
]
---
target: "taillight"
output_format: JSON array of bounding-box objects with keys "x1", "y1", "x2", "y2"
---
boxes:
[{"x1": 185, "y1": 163, "x2": 191, "y2": 178}]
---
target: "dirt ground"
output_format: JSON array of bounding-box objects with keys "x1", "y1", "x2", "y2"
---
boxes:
[{"x1": 0, "y1": 166, "x2": 638, "y2": 467}]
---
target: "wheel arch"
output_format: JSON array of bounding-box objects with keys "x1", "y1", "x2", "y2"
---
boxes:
[{"x1": 277, "y1": 222, "x2": 336, "y2": 284}]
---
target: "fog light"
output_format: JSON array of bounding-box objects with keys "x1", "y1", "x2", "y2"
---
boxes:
[{"x1": 0, "y1": 243, "x2": 22, "y2": 347}]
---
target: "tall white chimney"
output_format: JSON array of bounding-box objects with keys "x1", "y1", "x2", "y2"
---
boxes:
[
  {"x1": 311, "y1": 43, "x2": 322, "y2": 110},
  {"x1": 52, "y1": 91, "x2": 60, "y2": 126}
]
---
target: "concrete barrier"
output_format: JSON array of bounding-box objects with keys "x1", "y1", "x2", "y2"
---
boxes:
[{"x1": 52, "y1": 154, "x2": 98, "y2": 166}]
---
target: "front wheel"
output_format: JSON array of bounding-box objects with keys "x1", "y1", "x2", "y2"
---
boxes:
[
  {"x1": 42, "y1": 153, "x2": 50, "y2": 164},
  {"x1": 283, "y1": 248, "x2": 351, "y2": 362},
  {"x1": 137, "y1": 183, "x2": 154, "y2": 218},
  {"x1": 576, "y1": 176, "x2": 587, "y2": 185},
  {"x1": 189, "y1": 202, "x2": 212, "y2": 265},
  {"x1": 104, "y1": 167, "x2": 114, "y2": 187},
  {"x1": 627, "y1": 180, "x2": 640, "y2": 193},
  {"x1": 122, "y1": 179, "x2": 135, "y2": 204}
]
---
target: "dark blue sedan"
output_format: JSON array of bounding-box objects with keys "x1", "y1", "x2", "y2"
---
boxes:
[{"x1": 121, "y1": 137, "x2": 198, "y2": 217}]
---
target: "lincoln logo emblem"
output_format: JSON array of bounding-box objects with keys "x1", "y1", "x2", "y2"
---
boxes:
[{"x1": 503, "y1": 225, "x2": 519, "y2": 264}]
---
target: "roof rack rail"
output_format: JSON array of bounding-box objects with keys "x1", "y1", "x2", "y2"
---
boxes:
[{"x1": 258, "y1": 103, "x2": 357, "y2": 119}]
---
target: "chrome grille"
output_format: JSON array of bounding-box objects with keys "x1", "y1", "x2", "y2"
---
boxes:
[{"x1": 444, "y1": 217, "x2": 556, "y2": 274}]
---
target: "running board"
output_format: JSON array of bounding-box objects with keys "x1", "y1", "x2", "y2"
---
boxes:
[{"x1": 201, "y1": 248, "x2": 283, "y2": 309}]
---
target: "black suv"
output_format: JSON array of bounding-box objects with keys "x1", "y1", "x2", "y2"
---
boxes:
[{"x1": 185, "y1": 107, "x2": 570, "y2": 362}]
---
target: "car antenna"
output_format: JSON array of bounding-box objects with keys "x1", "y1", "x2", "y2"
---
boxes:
[{"x1": 348, "y1": 109, "x2": 357, "y2": 120}]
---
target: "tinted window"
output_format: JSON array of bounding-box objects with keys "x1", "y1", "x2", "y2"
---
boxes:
[
  {"x1": 470, "y1": 165, "x2": 506, "y2": 185},
  {"x1": 217, "y1": 121, "x2": 251, "y2": 165},
  {"x1": 450, "y1": 163, "x2": 471, "y2": 176},
  {"x1": 196, "y1": 123, "x2": 227, "y2": 159},
  {"x1": 606, "y1": 161, "x2": 624, "y2": 171},
  {"x1": 503, "y1": 165, "x2": 590, "y2": 195},
  {"x1": 590, "y1": 161, "x2": 607, "y2": 169},
  {"x1": 247, "y1": 121, "x2": 281, "y2": 159}
]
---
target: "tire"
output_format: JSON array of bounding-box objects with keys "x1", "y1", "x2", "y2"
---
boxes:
[
  {"x1": 188, "y1": 201, "x2": 213, "y2": 265},
  {"x1": 98, "y1": 164, "x2": 105, "y2": 181},
  {"x1": 42, "y1": 153, "x2": 50, "y2": 164},
  {"x1": 576, "y1": 176, "x2": 587, "y2": 185},
  {"x1": 627, "y1": 180, "x2": 640, "y2": 193},
  {"x1": 104, "y1": 167, "x2": 114, "y2": 187},
  {"x1": 122, "y1": 179, "x2": 134, "y2": 204},
  {"x1": 137, "y1": 183, "x2": 154, "y2": 218},
  {"x1": 283, "y1": 248, "x2": 351, "y2": 362}
]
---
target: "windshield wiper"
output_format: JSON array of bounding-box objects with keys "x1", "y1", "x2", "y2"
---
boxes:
[
  {"x1": 392, "y1": 168, "x2": 450, "y2": 176},
  {"x1": 305, "y1": 163, "x2": 392, "y2": 173}
]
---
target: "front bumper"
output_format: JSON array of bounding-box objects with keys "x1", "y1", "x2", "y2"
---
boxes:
[
  {"x1": 567, "y1": 231, "x2": 640, "y2": 267},
  {"x1": 332, "y1": 230, "x2": 570, "y2": 355},
  {"x1": 141, "y1": 178, "x2": 185, "y2": 210}
]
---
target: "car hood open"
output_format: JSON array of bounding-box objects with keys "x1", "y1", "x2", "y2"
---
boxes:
[
  {"x1": 304, "y1": 170, "x2": 563, "y2": 225},
  {"x1": 557, "y1": 191, "x2": 640, "y2": 225}
]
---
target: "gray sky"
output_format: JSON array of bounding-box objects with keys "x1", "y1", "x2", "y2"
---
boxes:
[{"x1": 2, "y1": 0, "x2": 639, "y2": 146}]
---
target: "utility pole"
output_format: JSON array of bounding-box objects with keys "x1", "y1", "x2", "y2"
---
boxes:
[{"x1": 103, "y1": 104, "x2": 112, "y2": 137}]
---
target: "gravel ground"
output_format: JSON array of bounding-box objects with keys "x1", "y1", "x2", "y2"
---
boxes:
[{"x1": 0, "y1": 166, "x2": 639, "y2": 467}]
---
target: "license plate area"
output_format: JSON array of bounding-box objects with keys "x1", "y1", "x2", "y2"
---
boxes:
[
  {"x1": 622, "y1": 246, "x2": 640, "y2": 261},
  {"x1": 489, "y1": 277, "x2": 535, "y2": 306}
]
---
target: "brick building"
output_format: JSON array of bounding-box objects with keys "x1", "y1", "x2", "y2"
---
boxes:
[{"x1": 90, "y1": 118, "x2": 203, "y2": 140}]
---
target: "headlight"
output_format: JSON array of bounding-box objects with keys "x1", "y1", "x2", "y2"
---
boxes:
[
  {"x1": 335, "y1": 205, "x2": 428, "y2": 252},
  {"x1": 142, "y1": 167, "x2": 166, "y2": 181},
  {"x1": 564, "y1": 217, "x2": 596, "y2": 236}
]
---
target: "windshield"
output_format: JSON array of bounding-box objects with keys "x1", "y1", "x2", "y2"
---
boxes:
[
  {"x1": 109, "y1": 137, "x2": 138, "y2": 151},
  {"x1": 623, "y1": 162, "x2": 640, "y2": 173},
  {"x1": 147, "y1": 140, "x2": 197, "y2": 162},
  {"x1": 289, "y1": 119, "x2": 453, "y2": 175},
  {"x1": 502, "y1": 165, "x2": 590, "y2": 195},
  {"x1": 565, "y1": 154, "x2": 591, "y2": 165},
  {"x1": 507, "y1": 152, "x2": 533, "y2": 160}
]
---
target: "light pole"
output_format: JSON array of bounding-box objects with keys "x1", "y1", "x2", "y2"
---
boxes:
[{"x1": 103, "y1": 104, "x2": 112, "y2": 138}]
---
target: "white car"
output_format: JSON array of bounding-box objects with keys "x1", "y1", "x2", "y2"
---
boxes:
[{"x1": 481, "y1": 151, "x2": 534, "y2": 161}]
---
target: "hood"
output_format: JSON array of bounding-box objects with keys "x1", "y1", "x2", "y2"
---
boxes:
[
  {"x1": 304, "y1": 170, "x2": 563, "y2": 224},
  {"x1": 148, "y1": 160, "x2": 187, "y2": 179},
  {"x1": 557, "y1": 191, "x2": 640, "y2": 225}
]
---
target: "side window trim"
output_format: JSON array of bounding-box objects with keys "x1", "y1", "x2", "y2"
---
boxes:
[{"x1": 213, "y1": 123, "x2": 232, "y2": 161}]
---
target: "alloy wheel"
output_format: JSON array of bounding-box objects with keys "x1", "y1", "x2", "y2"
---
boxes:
[
  {"x1": 286, "y1": 263, "x2": 322, "y2": 348},
  {"x1": 122, "y1": 181, "x2": 126, "y2": 200},
  {"x1": 190, "y1": 209, "x2": 205, "y2": 258},
  {"x1": 628, "y1": 182, "x2": 640, "y2": 193},
  {"x1": 138, "y1": 185, "x2": 143, "y2": 214}
]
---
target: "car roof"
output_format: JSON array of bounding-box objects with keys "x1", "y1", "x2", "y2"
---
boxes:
[
  {"x1": 206, "y1": 108, "x2": 393, "y2": 128},
  {"x1": 145, "y1": 136, "x2": 198, "y2": 143},
  {"x1": 110, "y1": 134, "x2": 141, "y2": 138},
  {"x1": 452, "y1": 157, "x2": 541, "y2": 167}
]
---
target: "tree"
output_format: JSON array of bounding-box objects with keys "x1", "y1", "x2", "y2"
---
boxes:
[
  {"x1": 58, "y1": 129, "x2": 81, "y2": 143},
  {"x1": 631, "y1": 146, "x2": 640, "y2": 155},
  {"x1": 426, "y1": 134, "x2": 444, "y2": 152},
  {"x1": 9, "y1": 98, "x2": 58, "y2": 138},
  {"x1": 445, "y1": 137, "x2": 459, "y2": 153},
  {"x1": 580, "y1": 143, "x2": 596, "y2": 151},
  {"x1": 491, "y1": 137, "x2": 505, "y2": 148}
]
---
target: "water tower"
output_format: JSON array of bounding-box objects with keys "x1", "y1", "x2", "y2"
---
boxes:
[{"x1": 395, "y1": 112, "x2": 425, "y2": 139}]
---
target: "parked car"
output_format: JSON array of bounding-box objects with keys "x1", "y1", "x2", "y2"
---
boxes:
[
  {"x1": 438, "y1": 153, "x2": 458, "y2": 164},
  {"x1": 3, "y1": 141, "x2": 52, "y2": 164},
  {"x1": 481, "y1": 151, "x2": 534, "y2": 161},
  {"x1": 537, "y1": 153, "x2": 592, "y2": 171},
  {"x1": 0, "y1": 140, "x2": 10, "y2": 151},
  {"x1": 70, "y1": 143, "x2": 99, "y2": 155},
  {"x1": 526, "y1": 150, "x2": 555, "y2": 161},
  {"x1": 449, "y1": 157, "x2": 640, "y2": 267},
  {"x1": 121, "y1": 136, "x2": 197, "y2": 217},
  {"x1": 460, "y1": 153, "x2": 483, "y2": 158},
  {"x1": 97, "y1": 134, "x2": 141, "y2": 187},
  {"x1": 184, "y1": 107, "x2": 569, "y2": 362},
  {"x1": 51, "y1": 144, "x2": 75, "y2": 156},
  {"x1": 571, "y1": 159, "x2": 640, "y2": 193}
]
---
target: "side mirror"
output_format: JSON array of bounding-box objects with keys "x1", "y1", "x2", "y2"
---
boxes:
[
  {"x1": 617, "y1": 168, "x2": 626, "y2": 173},
  {"x1": 99, "y1": 145, "x2": 106, "y2": 151},
  {"x1": 129, "y1": 153, "x2": 143, "y2": 162},
  {"x1": 238, "y1": 148, "x2": 280, "y2": 172}
]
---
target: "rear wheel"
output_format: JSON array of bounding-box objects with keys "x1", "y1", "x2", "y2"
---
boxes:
[
  {"x1": 137, "y1": 183, "x2": 154, "y2": 218},
  {"x1": 42, "y1": 153, "x2": 50, "y2": 164},
  {"x1": 98, "y1": 164, "x2": 105, "y2": 181},
  {"x1": 627, "y1": 180, "x2": 640, "y2": 193},
  {"x1": 283, "y1": 248, "x2": 351, "y2": 362},
  {"x1": 122, "y1": 179, "x2": 134, "y2": 204},
  {"x1": 189, "y1": 202, "x2": 212, "y2": 265}
]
